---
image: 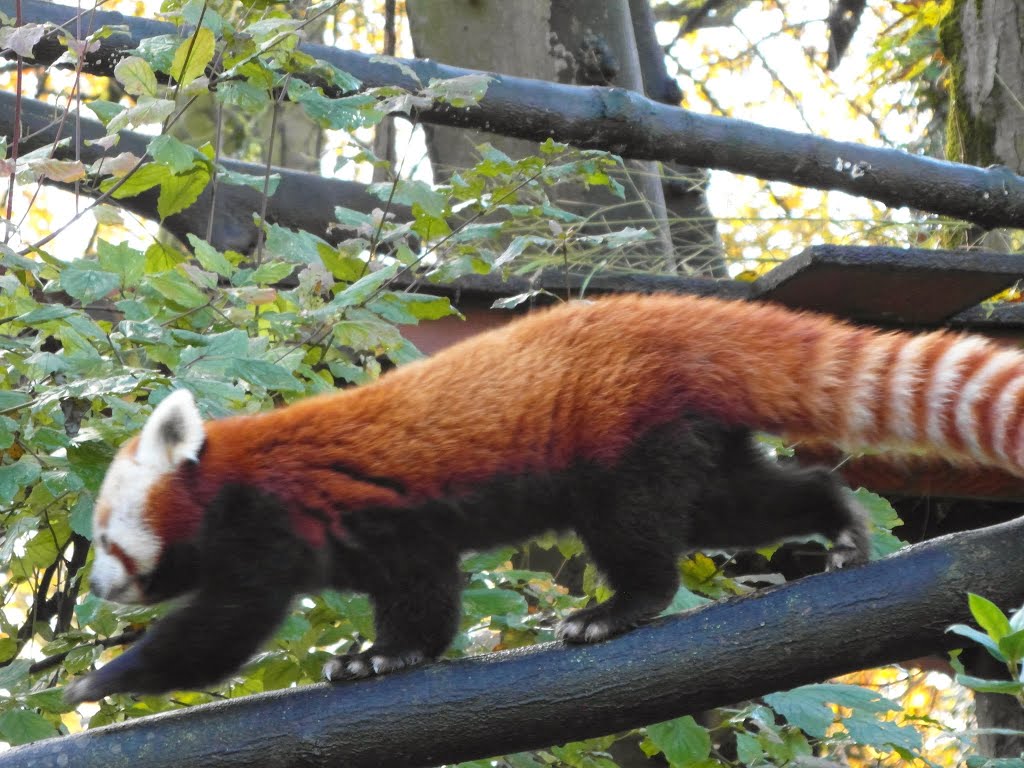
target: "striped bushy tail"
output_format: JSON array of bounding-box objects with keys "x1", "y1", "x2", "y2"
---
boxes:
[{"x1": 754, "y1": 309, "x2": 1024, "y2": 476}]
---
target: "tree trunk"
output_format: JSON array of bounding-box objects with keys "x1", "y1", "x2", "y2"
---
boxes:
[
  {"x1": 406, "y1": 0, "x2": 678, "y2": 271},
  {"x1": 940, "y1": 0, "x2": 1024, "y2": 251},
  {"x1": 627, "y1": 0, "x2": 726, "y2": 277}
]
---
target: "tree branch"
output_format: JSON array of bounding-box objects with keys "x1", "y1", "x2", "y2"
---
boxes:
[
  {"x1": 5, "y1": 0, "x2": 1024, "y2": 229},
  {"x1": 1, "y1": 90, "x2": 410, "y2": 253},
  {"x1": 5, "y1": 517, "x2": 1024, "y2": 768}
]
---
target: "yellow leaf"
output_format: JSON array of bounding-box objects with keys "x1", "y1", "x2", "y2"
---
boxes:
[{"x1": 172, "y1": 27, "x2": 215, "y2": 88}]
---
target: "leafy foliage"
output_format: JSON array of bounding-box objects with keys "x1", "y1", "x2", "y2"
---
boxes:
[{"x1": 949, "y1": 595, "x2": 1024, "y2": 703}]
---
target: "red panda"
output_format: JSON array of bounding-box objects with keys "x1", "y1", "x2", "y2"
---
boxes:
[{"x1": 64, "y1": 292, "x2": 1024, "y2": 703}]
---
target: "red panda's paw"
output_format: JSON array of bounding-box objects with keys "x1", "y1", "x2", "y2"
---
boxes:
[
  {"x1": 557, "y1": 591, "x2": 672, "y2": 644},
  {"x1": 322, "y1": 649, "x2": 426, "y2": 681},
  {"x1": 556, "y1": 616, "x2": 615, "y2": 643},
  {"x1": 826, "y1": 518, "x2": 871, "y2": 571},
  {"x1": 64, "y1": 674, "x2": 106, "y2": 705}
]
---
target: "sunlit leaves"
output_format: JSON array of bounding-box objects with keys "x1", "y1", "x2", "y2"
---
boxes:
[
  {"x1": 287, "y1": 81, "x2": 383, "y2": 130},
  {"x1": 157, "y1": 165, "x2": 209, "y2": 219},
  {"x1": 0, "y1": 22, "x2": 46, "y2": 57},
  {"x1": 187, "y1": 234, "x2": 233, "y2": 277},
  {"x1": 171, "y1": 27, "x2": 215, "y2": 87},
  {"x1": 148, "y1": 135, "x2": 197, "y2": 174},
  {"x1": 114, "y1": 56, "x2": 159, "y2": 98},
  {"x1": 765, "y1": 683, "x2": 921, "y2": 751},
  {"x1": 133, "y1": 34, "x2": 180, "y2": 75}
]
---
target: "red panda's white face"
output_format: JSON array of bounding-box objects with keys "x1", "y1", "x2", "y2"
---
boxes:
[{"x1": 90, "y1": 390, "x2": 205, "y2": 604}]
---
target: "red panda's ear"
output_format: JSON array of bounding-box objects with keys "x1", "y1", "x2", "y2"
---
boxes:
[{"x1": 136, "y1": 389, "x2": 205, "y2": 470}]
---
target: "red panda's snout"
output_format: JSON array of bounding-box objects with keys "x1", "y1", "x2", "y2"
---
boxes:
[{"x1": 89, "y1": 556, "x2": 145, "y2": 603}]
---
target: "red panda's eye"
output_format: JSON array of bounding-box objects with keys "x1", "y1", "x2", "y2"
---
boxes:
[{"x1": 98, "y1": 534, "x2": 109, "y2": 549}]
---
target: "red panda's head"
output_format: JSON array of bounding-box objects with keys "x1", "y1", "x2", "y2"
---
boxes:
[{"x1": 90, "y1": 389, "x2": 205, "y2": 604}]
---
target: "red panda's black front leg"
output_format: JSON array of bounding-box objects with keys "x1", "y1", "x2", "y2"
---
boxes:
[
  {"x1": 66, "y1": 485, "x2": 313, "y2": 703},
  {"x1": 323, "y1": 554, "x2": 462, "y2": 681}
]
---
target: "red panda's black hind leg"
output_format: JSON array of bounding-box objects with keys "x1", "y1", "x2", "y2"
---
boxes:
[
  {"x1": 555, "y1": 418, "x2": 870, "y2": 645},
  {"x1": 555, "y1": 549, "x2": 680, "y2": 643}
]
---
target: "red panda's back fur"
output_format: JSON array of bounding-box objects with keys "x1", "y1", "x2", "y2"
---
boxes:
[{"x1": 146, "y1": 294, "x2": 1024, "y2": 542}]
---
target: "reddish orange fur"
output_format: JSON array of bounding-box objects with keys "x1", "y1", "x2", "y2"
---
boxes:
[{"x1": 140, "y1": 294, "x2": 1024, "y2": 545}]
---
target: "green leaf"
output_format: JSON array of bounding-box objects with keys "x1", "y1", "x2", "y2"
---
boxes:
[
  {"x1": 331, "y1": 318, "x2": 404, "y2": 354},
  {"x1": 217, "y1": 167, "x2": 280, "y2": 195},
  {"x1": 97, "y1": 239, "x2": 145, "y2": 288},
  {"x1": 17, "y1": 305, "x2": 76, "y2": 325},
  {"x1": 331, "y1": 263, "x2": 399, "y2": 309},
  {"x1": 0, "y1": 456, "x2": 41, "y2": 503},
  {"x1": 216, "y1": 80, "x2": 268, "y2": 112},
  {"x1": 0, "y1": 660, "x2": 31, "y2": 689},
  {"x1": 424, "y1": 73, "x2": 492, "y2": 108},
  {"x1": 843, "y1": 712, "x2": 921, "y2": 751},
  {"x1": 645, "y1": 716, "x2": 712, "y2": 765},
  {"x1": 368, "y1": 293, "x2": 456, "y2": 325},
  {"x1": 70, "y1": 494, "x2": 95, "y2": 538},
  {"x1": 254, "y1": 653, "x2": 300, "y2": 691},
  {"x1": 999, "y1": 626, "x2": 1024, "y2": 663},
  {"x1": 158, "y1": 166, "x2": 210, "y2": 219},
  {"x1": 461, "y1": 588, "x2": 528, "y2": 618},
  {"x1": 147, "y1": 270, "x2": 209, "y2": 308},
  {"x1": 765, "y1": 684, "x2": 898, "y2": 739},
  {"x1": 171, "y1": 27, "x2": 215, "y2": 87},
  {"x1": 227, "y1": 359, "x2": 303, "y2": 393},
  {"x1": 369, "y1": 179, "x2": 447, "y2": 218},
  {"x1": 67, "y1": 441, "x2": 115, "y2": 494},
  {"x1": 249, "y1": 262, "x2": 296, "y2": 285},
  {"x1": 85, "y1": 99, "x2": 125, "y2": 126},
  {"x1": 114, "y1": 55, "x2": 159, "y2": 97},
  {"x1": 0, "y1": 392, "x2": 31, "y2": 412},
  {"x1": 107, "y1": 97, "x2": 176, "y2": 132},
  {"x1": 735, "y1": 732, "x2": 763, "y2": 765},
  {"x1": 310, "y1": 60, "x2": 361, "y2": 92},
  {"x1": 25, "y1": 688, "x2": 68, "y2": 713},
  {"x1": 60, "y1": 262, "x2": 122, "y2": 304},
  {"x1": 852, "y1": 488, "x2": 906, "y2": 558},
  {"x1": 145, "y1": 241, "x2": 185, "y2": 271},
  {"x1": 333, "y1": 206, "x2": 373, "y2": 229},
  {"x1": 75, "y1": 594, "x2": 119, "y2": 636},
  {"x1": 24, "y1": 518, "x2": 70, "y2": 569},
  {"x1": 0, "y1": 708, "x2": 56, "y2": 746},
  {"x1": 461, "y1": 547, "x2": 518, "y2": 572},
  {"x1": 102, "y1": 163, "x2": 172, "y2": 199},
  {"x1": 948, "y1": 623, "x2": 1005, "y2": 661},
  {"x1": 187, "y1": 234, "x2": 234, "y2": 277},
  {"x1": 662, "y1": 586, "x2": 711, "y2": 614},
  {"x1": 0, "y1": 416, "x2": 14, "y2": 450},
  {"x1": 133, "y1": 34, "x2": 180, "y2": 74},
  {"x1": 148, "y1": 134, "x2": 198, "y2": 174},
  {"x1": 956, "y1": 673, "x2": 1024, "y2": 695},
  {"x1": 970, "y1": 593, "x2": 1012, "y2": 642},
  {"x1": 287, "y1": 81, "x2": 381, "y2": 130},
  {"x1": 263, "y1": 224, "x2": 331, "y2": 264}
]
